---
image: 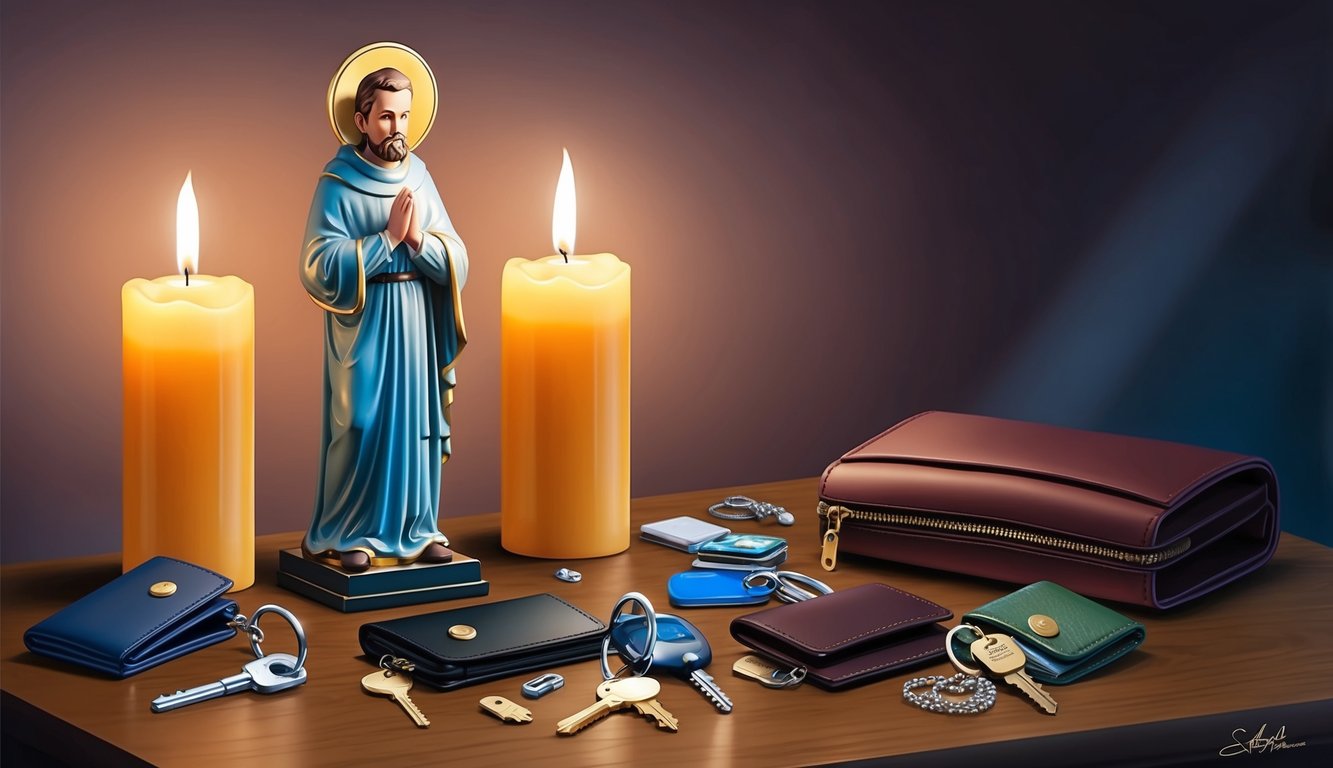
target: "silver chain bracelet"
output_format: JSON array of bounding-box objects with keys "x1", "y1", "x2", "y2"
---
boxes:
[
  {"x1": 902, "y1": 673, "x2": 997, "y2": 715},
  {"x1": 707, "y1": 495, "x2": 795, "y2": 525}
]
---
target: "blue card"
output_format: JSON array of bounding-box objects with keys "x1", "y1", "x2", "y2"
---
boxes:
[{"x1": 667, "y1": 568, "x2": 777, "y2": 607}]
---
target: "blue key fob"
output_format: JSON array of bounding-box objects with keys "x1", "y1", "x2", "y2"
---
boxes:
[
  {"x1": 610, "y1": 613, "x2": 712, "y2": 670},
  {"x1": 667, "y1": 568, "x2": 777, "y2": 608}
]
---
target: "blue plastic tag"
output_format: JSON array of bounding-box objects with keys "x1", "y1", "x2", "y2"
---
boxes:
[{"x1": 667, "y1": 568, "x2": 777, "y2": 607}]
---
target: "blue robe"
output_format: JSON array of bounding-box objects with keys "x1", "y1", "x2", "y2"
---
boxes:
[{"x1": 300, "y1": 144, "x2": 467, "y2": 564}]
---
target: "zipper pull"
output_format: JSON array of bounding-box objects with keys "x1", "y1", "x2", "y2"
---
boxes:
[{"x1": 821, "y1": 507, "x2": 846, "y2": 571}]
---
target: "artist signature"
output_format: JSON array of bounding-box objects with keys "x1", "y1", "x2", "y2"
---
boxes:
[{"x1": 1219, "y1": 724, "x2": 1307, "y2": 757}]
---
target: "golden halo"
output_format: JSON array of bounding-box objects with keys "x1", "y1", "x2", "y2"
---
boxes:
[{"x1": 327, "y1": 41, "x2": 437, "y2": 151}]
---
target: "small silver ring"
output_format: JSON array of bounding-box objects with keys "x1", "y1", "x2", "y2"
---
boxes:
[
  {"x1": 248, "y1": 604, "x2": 308, "y2": 674},
  {"x1": 944, "y1": 623, "x2": 986, "y2": 676},
  {"x1": 600, "y1": 592, "x2": 657, "y2": 680}
]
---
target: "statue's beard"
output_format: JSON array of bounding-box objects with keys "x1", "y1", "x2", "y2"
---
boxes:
[{"x1": 367, "y1": 133, "x2": 408, "y2": 162}]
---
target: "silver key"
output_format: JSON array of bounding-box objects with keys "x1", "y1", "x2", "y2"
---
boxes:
[
  {"x1": 152, "y1": 653, "x2": 307, "y2": 712},
  {"x1": 971, "y1": 634, "x2": 1058, "y2": 715},
  {"x1": 681, "y1": 652, "x2": 733, "y2": 713}
]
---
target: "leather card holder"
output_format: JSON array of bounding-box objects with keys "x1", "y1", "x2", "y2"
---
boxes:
[
  {"x1": 359, "y1": 593, "x2": 607, "y2": 691},
  {"x1": 23, "y1": 556, "x2": 239, "y2": 678},
  {"x1": 950, "y1": 581, "x2": 1146, "y2": 684},
  {"x1": 729, "y1": 583, "x2": 952, "y2": 690}
]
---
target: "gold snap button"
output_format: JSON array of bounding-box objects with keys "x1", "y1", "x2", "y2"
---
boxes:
[
  {"x1": 1028, "y1": 614, "x2": 1059, "y2": 637},
  {"x1": 448, "y1": 624, "x2": 477, "y2": 640},
  {"x1": 149, "y1": 581, "x2": 178, "y2": 598}
]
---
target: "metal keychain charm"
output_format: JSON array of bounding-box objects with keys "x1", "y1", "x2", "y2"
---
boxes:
[
  {"x1": 707, "y1": 495, "x2": 795, "y2": 526},
  {"x1": 521, "y1": 672, "x2": 565, "y2": 699},
  {"x1": 230, "y1": 603, "x2": 309, "y2": 675},
  {"x1": 742, "y1": 570, "x2": 834, "y2": 604},
  {"x1": 599, "y1": 592, "x2": 658, "y2": 680}
]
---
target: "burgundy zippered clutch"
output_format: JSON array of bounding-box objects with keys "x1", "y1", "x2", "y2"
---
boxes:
[{"x1": 818, "y1": 412, "x2": 1279, "y2": 609}]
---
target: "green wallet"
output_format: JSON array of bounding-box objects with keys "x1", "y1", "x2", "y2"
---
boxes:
[{"x1": 949, "y1": 581, "x2": 1145, "y2": 685}]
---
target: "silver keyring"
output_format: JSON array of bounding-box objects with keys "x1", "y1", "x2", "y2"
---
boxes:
[
  {"x1": 743, "y1": 570, "x2": 834, "y2": 603},
  {"x1": 944, "y1": 623, "x2": 986, "y2": 676},
  {"x1": 248, "y1": 604, "x2": 308, "y2": 674},
  {"x1": 599, "y1": 592, "x2": 657, "y2": 680},
  {"x1": 708, "y1": 495, "x2": 794, "y2": 525}
]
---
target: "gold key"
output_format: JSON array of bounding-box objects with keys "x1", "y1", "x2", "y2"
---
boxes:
[
  {"x1": 362, "y1": 670, "x2": 431, "y2": 727},
  {"x1": 556, "y1": 677, "x2": 663, "y2": 736},
  {"x1": 480, "y1": 695, "x2": 533, "y2": 724},
  {"x1": 627, "y1": 687, "x2": 680, "y2": 732},
  {"x1": 970, "y1": 633, "x2": 1058, "y2": 715}
]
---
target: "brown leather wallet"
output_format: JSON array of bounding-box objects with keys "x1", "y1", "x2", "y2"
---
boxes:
[
  {"x1": 818, "y1": 411, "x2": 1280, "y2": 609},
  {"x1": 729, "y1": 583, "x2": 952, "y2": 690}
]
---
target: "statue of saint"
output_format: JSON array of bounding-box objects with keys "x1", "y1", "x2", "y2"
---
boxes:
[{"x1": 300, "y1": 43, "x2": 467, "y2": 573}]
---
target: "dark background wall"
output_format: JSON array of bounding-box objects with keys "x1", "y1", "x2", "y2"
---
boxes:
[{"x1": 2, "y1": 0, "x2": 1330, "y2": 563}]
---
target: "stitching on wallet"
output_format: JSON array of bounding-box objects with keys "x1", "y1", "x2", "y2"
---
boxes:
[
  {"x1": 973, "y1": 594, "x2": 1138, "y2": 656},
  {"x1": 835, "y1": 644, "x2": 941, "y2": 683},
  {"x1": 748, "y1": 584, "x2": 947, "y2": 653},
  {"x1": 127, "y1": 558, "x2": 229, "y2": 656}
]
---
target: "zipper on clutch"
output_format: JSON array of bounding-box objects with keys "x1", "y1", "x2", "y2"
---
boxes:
[
  {"x1": 817, "y1": 501, "x2": 1190, "y2": 569},
  {"x1": 820, "y1": 507, "x2": 847, "y2": 571}
]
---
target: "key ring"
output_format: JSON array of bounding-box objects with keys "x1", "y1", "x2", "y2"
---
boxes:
[
  {"x1": 707, "y1": 495, "x2": 795, "y2": 525},
  {"x1": 378, "y1": 655, "x2": 415, "y2": 677},
  {"x1": 743, "y1": 570, "x2": 834, "y2": 603},
  {"x1": 944, "y1": 623, "x2": 987, "y2": 676},
  {"x1": 599, "y1": 592, "x2": 658, "y2": 680},
  {"x1": 232, "y1": 604, "x2": 308, "y2": 674}
]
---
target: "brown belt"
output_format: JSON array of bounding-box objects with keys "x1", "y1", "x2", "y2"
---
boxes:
[{"x1": 369, "y1": 271, "x2": 422, "y2": 283}]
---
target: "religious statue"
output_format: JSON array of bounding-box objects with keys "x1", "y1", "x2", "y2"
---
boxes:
[{"x1": 299, "y1": 42, "x2": 467, "y2": 573}]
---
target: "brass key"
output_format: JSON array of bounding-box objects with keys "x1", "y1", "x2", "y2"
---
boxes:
[
  {"x1": 627, "y1": 686, "x2": 680, "y2": 732},
  {"x1": 970, "y1": 633, "x2": 1058, "y2": 715},
  {"x1": 555, "y1": 677, "x2": 662, "y2": 735},
  {"x1": 362, "y1": 670, "x2": 430, "y2": 727},
  {"x1": 732, "y1": 654, "x2": 806, "y2": 689},
  {"x1": 480, "y1": 695, "x2": 533, "y2": 724}
]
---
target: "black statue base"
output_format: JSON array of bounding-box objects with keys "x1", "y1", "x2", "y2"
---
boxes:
[{"x1": 276, "y1": 548, "x2": 489, "y2": 612}]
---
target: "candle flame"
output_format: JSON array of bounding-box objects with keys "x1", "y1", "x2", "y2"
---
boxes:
[
  {"x1": 177, "y1": 172, "x2": 199, "y2": 276},
  {"x1": 552, "y1": 148, "x2": 576, "y2": 259}
]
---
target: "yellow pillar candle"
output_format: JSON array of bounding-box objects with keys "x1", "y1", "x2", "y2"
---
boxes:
[
  {"x1": 501, "y1": 151, "x2": 631, "y2": 558},
  {"x1": 121, "y1": 174, "x2": 255, "y2": 590}
]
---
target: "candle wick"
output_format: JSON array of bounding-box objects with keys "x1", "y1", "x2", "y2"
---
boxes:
[
  {"x1": 185, "y1": 268, "x2": 190, "y2": 287},
  {"x1": 558, "y1": 248, "x2": 569, "y2": 264}
]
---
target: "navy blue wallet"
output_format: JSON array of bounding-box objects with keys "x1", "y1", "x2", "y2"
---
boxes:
[{"x1": 23, "y1": 556, "x2": 239, "y2": 677}]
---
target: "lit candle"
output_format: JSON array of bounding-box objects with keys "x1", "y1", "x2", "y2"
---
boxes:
[
  {"x1": 121, "y1": 173, "x2": 255, "y2": 590},
  {"x1": 501, "y1": 150, "x2": 631, "y2": 558}
]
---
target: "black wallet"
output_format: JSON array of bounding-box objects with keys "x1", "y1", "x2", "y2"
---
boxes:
[
  {"x1": 358, "y1": 593, "x2": 607, "y2": 690},
  {"x1": 23, "y1": 556, "x2": 239, "y2": 677}
]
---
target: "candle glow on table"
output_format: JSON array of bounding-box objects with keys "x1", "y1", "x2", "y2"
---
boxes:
[
  {"x1": 121, "y1": 173, "x2": 255, "y2": 590},
  {"x1": 501, "y1": 150, "x2": 631, "y2": 558}
]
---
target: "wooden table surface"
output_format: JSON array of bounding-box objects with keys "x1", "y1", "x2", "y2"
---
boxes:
[{"x1": 4, "y1": 478, "x2": 1331, "y2": 767}]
